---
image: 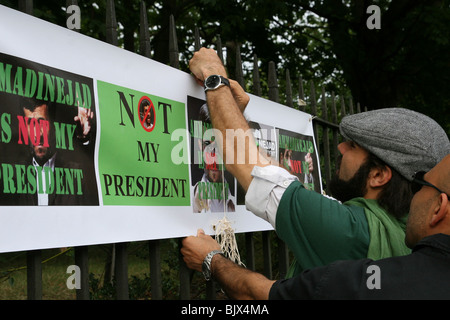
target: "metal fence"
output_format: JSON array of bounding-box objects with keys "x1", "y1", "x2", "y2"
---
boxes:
[{"x1": 2, "y1": 0, "x2": 362, "y2": 300}]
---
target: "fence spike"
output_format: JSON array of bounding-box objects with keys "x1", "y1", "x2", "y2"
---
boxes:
[
  {"x1": 194, "y1": 27, "x2": 201, "y2": 51},
  {"x1": 216, "y1": 35, "x2": 224, "y2": 64},
  {"x1": 19, "y1": 0, "x2": 33, "y2": 15},
  {"x1": 331, "y1": 91, "x2": 339, "y2": 169},
  {"x1": 105, "y1": 0, "x2": 118, "y2": 46},
  {"x1": 340, "y1": 95, "x2": 346, "y2": 119},
  {"x1": 310, "y1": 81, "x2": 319, "y2": 156},
  {"x1": 268, "y1": 61, "x2": 279, "y2": 102},
  {"x1": 169, "y1": 15, "x2": 180, "y2": 69},
  {"x1": 298, "y1": 74, "x2": 306, "y2": 112},
  {"x1": 235, "y1": 46, "x2": 245, "y2": 88},
  {"x1": 321, "y1": 86, "x2": 328, "y2": 120},
  {"x1": 139, "y1": 1, "x2": 151, "y2": 58},
  {"x1": 348, "y1": 97, "x2": 354, "y2": 114},
  {"x1": 285, "y1": 69, "x2": 293, "y2": 108},
  {"x1": 252, "y1": 54, "x2": 262, "y2": 97},
  {"x1": 321, "y1": 87, "x2": 331, "y2": 186},
  {"x1": 309, "y1": 81, "x2": 317, "y2": 115}
]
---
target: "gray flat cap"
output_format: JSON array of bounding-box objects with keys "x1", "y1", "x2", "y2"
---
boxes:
[{"x1": 340, "y1": 108, "x2": 450, "y2": 181}]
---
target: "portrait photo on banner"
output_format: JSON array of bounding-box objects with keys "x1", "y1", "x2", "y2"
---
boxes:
[{"x1": 0, "y1": 52, "x2": 99, "y2": 206}]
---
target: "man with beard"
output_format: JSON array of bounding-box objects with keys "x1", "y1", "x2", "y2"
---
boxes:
[
  {"x1": 181, "y1": 155, "x2": 450, "y2": 299},
  {"x1": 187, "y1": 48, "x2": 450, "y2": 279}
]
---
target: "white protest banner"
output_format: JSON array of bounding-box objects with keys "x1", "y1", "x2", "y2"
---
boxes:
[{"x1": 0, "y1": 5, "x2": 321, "y2": 253}]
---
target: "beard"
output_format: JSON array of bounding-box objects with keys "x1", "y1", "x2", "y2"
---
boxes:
[{"x1": 328, "y1": 157, "x2": 371, "y2": 203}]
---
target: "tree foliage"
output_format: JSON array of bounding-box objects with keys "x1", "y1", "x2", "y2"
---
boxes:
[{"x1": 1, "y1": 0, "x2": 448, "y2": 134}]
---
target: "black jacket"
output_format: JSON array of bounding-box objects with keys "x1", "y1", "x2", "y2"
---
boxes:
[{"x1": 270, "y1": 233, "x2": 450, "y2": 299}]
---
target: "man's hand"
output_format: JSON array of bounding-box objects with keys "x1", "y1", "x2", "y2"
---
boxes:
[
  {"x1": 74, "y1": 107, "x2": 93, "y2": 141},
  {"x1": 182, "y1": 230, "x2": 275, "y2": 300},
  {"x1": 188, "y1": 47, "x2": 264, "y2": 191},
  {"x1": 181, "y1": 229, "x2": 221, "y2": 272},
  {"x1": 189, "y1": 48, "x2": 227, "y2": 85}
]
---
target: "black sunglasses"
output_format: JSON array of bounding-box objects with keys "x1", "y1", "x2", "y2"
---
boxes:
[{"x1": 411, "y1": 171, "x2": 449, "y2": 197}]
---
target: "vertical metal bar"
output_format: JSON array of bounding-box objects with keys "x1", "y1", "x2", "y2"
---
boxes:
[
  {"x1": 235, "y1": 46, "x2": 245, "y2": 88},
  {"x1": 19, "y1": 0, "x2": 33, "y2": 15},
  {"x1": 285, "y1": 69, "x2": 293, "y2": 108},
  {"x1": 298, "y1": 74, "x2": 306, "y2": 112},
  {"x1": 356, "y1": 102, "x2": 361, "y2": 114},
  {"x1": 105, "y1": 0, "x2": 118, "y2": 46},
  {"x1": 168, "y1": 15, "x2": 179, "y2": 69},
  {"x1": 27, "y1": 250, "x2": 42, "y2": 300},
  {"x1": 148, "y1": 240, "x2": 162, "y2": 300},
  {"x1": 245, "y1": 232, "x2": 255, "y2": 271},
  {"x1": 321, "y1": 86, "x2": 331, "y2": 188},
  {"x1": 114, "y1": 242, "x2": 129, "y2": 300},
  {"x1": 66, "y1": 0, "x2": 78, "y2": 6},
  {"x1": 310, "y1": 81, "x2": 319, "y2": 156},
  {"x1": 75, "y1": 246, "x2": 90, "y2": 300},
  {"x1": 139, "y1": 1, "x2": 151, "y2": 58},
  {"x1": 252, "y1": 55, "x2": 262, "y2": 97},
  {"x1": 178, "y1": 238, "x2": 191, "y2": 299},
  {"x1": 262, "y1": 231, "x2": 272, "y2": 279},
  {"x1": 205, "y1": 280, "x2": 216, "y2": 299},
  {"x1": 340, "y1": 95, "x2": 346, "y2": 119},
  {"x1": 348, "y1": 97, "x2": 354, "y2": 114},
  {"x1": 194, "y1": 27, "x2": 201, "y2": 51},
  {"x1": 331, "y1": 91, "x2": 339, "y2": 168},
  {"x1": 216, "y1": 35, "x2": 224, "y2": 64},
  {"x1": 268, "y1": 61, "x2": 279, "y2": 102}
]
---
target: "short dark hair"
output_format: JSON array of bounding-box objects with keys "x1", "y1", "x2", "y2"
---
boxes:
[
  {"x1": 21, "y1": 97, "x2": 55, "y2": 120},
  {"x1": 366, "y1": 153, "x2": 413, "y2": 219}
]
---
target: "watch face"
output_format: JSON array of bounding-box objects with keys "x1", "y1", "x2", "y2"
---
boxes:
[{"x1": 205, "y1": 75, "x2": 220, "y2": 89}]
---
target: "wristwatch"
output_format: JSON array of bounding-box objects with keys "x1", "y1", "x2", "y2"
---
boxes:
[
  {"x1": 204, "y1": 75, "x2": 230, "y2": 92},
  {"x1": 202, "y1": 250, "x2": 224, "y2": 281}
]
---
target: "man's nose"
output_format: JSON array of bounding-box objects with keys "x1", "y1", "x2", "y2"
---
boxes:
[{"x1": 337, "y1": 141, "x2": 350, "y2": 155}]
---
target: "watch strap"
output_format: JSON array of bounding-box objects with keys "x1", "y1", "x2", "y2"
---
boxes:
[
  {"x1": 204, "y1": 75, "x2": 230, "y2": 92},
  {"x1": 202, "y1": 250, "x2": 223, "y2": 281}
]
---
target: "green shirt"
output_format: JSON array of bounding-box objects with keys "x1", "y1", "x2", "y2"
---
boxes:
[{"x1": 276, "y1": 181, "x2": 410, "y2": 278}]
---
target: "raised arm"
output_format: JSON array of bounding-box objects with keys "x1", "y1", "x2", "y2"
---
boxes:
[{"x1": 189, "y1": 47, "x2": 269, "y2": 191}]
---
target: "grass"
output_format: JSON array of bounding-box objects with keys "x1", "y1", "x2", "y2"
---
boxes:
[{"x1": 0, "y1": 242, "x2": 156, "y2": 300}]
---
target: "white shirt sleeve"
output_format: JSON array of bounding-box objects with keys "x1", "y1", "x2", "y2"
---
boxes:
[{"x1": 245, "y1": 165, "x2": 299, "y2": 228}]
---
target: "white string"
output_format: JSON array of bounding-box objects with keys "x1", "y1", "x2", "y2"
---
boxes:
[{"x1": 213, "y1": 160, "x2": 244, "y2": 267}]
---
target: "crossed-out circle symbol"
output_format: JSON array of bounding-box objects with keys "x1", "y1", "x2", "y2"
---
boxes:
[{"x1": 138, "y1": 96, "x2": 155, "y2": 132}]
